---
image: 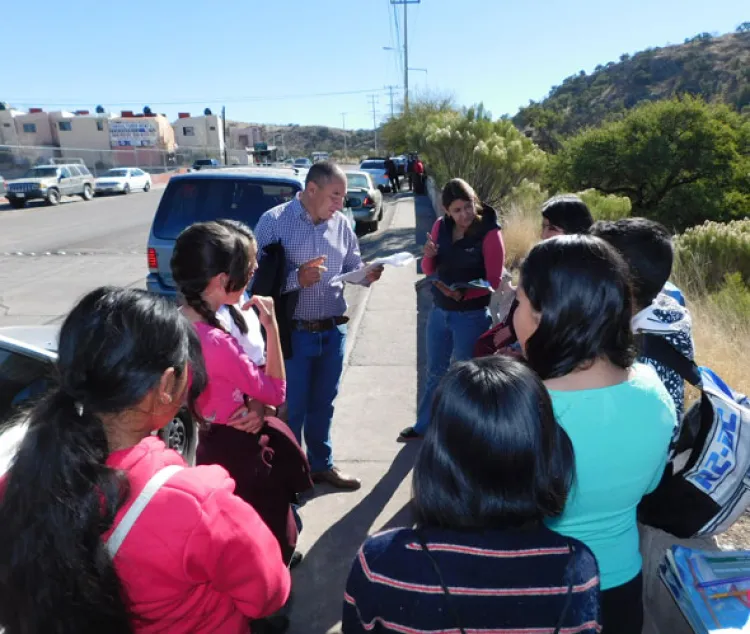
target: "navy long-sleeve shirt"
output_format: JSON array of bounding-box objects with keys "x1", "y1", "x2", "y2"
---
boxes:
[{"x1": 343, "y1": 525, "x2": 601, "y2": 633}]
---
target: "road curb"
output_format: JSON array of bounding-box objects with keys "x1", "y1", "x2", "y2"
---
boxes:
[{"x1": 341, "y1": 195, "x2": 402, "y2": 368}]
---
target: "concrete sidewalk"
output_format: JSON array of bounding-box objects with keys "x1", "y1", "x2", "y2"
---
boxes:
[{"x1": 288, "y1": 193, "x2": 436, "y2": 634}]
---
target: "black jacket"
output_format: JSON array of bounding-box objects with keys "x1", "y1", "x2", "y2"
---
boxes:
[{"x1": 252, "y1": 241, "x2": 298, "y2": 359}]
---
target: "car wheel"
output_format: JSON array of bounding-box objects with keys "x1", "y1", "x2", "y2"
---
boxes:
[
  {"x1": 368, "y1": 220, "x2": 379, "y2": 233},
  {"x1": 122, "y1": 184, "x2": 130, "y2": 195},
  {"x1": 81, "y1": 184, "x2": 93, "y2": 201},
  {"x1": 9, "y1": 198, "x2": 25, "y2": 209},
  {"x1": 46, "y1": 189, "x2": 60, "y2": 206},
  {"x1": 159, "y1": 409, "x2": 197, "y2": 464},
  {"x1": 378, "y1": 205, "x2": 384, "y2": 221},
  {"x1": 143, "y1": 181, "x2": 151, "y2": 192}
]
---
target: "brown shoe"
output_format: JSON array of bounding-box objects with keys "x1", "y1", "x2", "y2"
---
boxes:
[{"x1": 311, "y1": 466, "x2": 361, "y2": 490}]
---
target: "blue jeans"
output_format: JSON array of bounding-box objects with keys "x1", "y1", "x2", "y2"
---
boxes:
[
  {"x1": 285, "y1": 324, "x2": 347, "y2": 472},
  {"x1": 414, "y1": 307, "x2": 491, "y2": 434}
]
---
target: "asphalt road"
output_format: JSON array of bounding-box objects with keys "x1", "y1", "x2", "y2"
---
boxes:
[{"x1": 0, "y1": 187, "x2": 399, "y2": 328}]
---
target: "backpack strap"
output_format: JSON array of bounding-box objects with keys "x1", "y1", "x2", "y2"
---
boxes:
[
  {"x1": 638, "y1": 333, "x2": 701, "y2": 387},
  {"x1": 105, "y1": 464, "x2": 184, "y2": 559}
]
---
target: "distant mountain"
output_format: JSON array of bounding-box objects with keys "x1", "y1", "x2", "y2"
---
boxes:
[
  {"x1": 514, "y1": 28, "x2": 750, "y2": 151},
  {"x1": 264, "y1": 125, "x2": 379, "y2": 159}
]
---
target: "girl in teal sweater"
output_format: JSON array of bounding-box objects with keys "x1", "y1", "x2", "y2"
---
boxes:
[{"x1": 513, "y1": 235, "x2": 676, "y2": 634}]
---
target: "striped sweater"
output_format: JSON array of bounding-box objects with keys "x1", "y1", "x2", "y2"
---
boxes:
[{"x1": 343, "y1": 526, "x2": 601, "y2": 634}]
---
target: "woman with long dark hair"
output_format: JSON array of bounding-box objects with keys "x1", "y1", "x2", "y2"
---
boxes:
[
  {"x1": 344, "y1": 356, "x2": 601, "y2": 633},
  {"x1": 513, "y1": 235, "x2": 676, "y2": 634},
  {"x1": 399, "y1": 178, "x2": 505, "y2": 441},
  {"x1": 0, "y1": 287, "x2": 290, "y2": 633}
]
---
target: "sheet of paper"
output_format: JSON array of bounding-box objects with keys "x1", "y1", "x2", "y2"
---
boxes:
[{"x1": 330, "y1": 252, "x2": 415, "y2": 285}]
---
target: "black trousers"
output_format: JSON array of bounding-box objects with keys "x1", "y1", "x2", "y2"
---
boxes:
[{"x1": 601, "y1": 573, "x2": 643, "y2": 634}]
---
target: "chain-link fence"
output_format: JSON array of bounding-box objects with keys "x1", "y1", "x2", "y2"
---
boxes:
[{"x1": 0, "y1": 145, "x2": 255, "y2": 180}]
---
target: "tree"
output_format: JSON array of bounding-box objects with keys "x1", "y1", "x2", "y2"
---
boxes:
[
  {"x1": 549, "y1": 97, "x2": 748, "y2": 230},
  {"x1": 736, "y1": 22, "x2": 750, "y2": 33},
  {"x1": 143, "y1": 106, "x2": 152, "y2": 115}
]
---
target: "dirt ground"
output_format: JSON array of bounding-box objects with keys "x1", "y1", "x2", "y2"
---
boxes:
[{"x1": 716, "y1": 512, "x2": 750, "y2": 550}]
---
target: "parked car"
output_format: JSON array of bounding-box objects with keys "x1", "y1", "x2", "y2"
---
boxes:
[
  {"x1": 95, "y1": 167, "x2": 152, "y2": 195},
  {"x1": 5, "y1": 164, "x2": 95, "y2": 208},
  {"x1": 0, "y1": 174, "x2": 6, "y2": 197},
  {"x1": 293, "y1": 158, "x2": 312, "y2": 169},
  {"x1": 0, "y1": 326, "x2": 197, "y2": 467},
  {"x1": 146, "y1": 168, "x2": 355, "y2": 298},
  {"x1": 359, "y1": 159, "x2": 390, "y2": 192},
  {"x1": 345, "y1": 171, "x2": 383, "y2": 232},
  {"x1": 191, "y1": 158, "x2": 221, "y2": 171}
]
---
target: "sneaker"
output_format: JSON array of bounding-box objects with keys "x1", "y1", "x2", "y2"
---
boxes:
[{"x1": 397, "y1": 426, "x2": 423, "y2": 442}]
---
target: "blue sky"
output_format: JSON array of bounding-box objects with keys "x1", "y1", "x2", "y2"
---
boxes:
[{"x1": 4, "y1": 0, "x2": 747, "y2": 130}]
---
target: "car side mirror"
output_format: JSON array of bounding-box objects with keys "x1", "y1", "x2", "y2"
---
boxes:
[{"x1": 58, "y1": 175, "x2": 64, "y2": 181}]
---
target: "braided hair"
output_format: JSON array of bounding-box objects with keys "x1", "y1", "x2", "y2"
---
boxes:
[
  {"x1": 170, "y1": 221, "x2": 254, "y2": 333},
  {"x1": 215, "y1": 219, "x2": 260, "y2": 337}
]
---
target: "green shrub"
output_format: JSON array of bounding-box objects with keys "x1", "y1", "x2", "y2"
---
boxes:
[
  {"x1": 674, "y1": 219, "x2": 750, "y2": 290},
  {"x1": 577, "y1": 189, "x2": 632, "y2": 221},
  {"x1": 710, "y1": 272, "x2": 750, "y2": 322}
]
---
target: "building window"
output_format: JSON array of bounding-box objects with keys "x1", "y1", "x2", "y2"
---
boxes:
[
  {"x1": 23, "y1": 123, "x2": 37, "y2": 134},
  {"x1": 97, "y1": 121, "x2": 104, "y2": 131},
  {"x1": 209, "y1": 126, "x2": 216, "y2": 131},
  {"x1": 183, "y1": 126, "x2": 195, "y2": 136},
  {"x1": 2, "y1": 123, "x2": 10, "y2": 128},
  {"x1": 59, "y1": 121, "x2": 72, "y2": 131}
]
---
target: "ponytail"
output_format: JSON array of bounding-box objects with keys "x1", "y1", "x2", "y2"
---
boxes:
[
  {"x1": 227, "y1": 304, "x2": 249, "y2": 335},
  {"x1": 0, "y1": 389, "x2": 133, "y2": 633}
]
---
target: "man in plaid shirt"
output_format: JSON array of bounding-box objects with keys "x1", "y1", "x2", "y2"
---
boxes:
[{"x1": 255, "y1": 162, "x2": 383, "y2": 490}]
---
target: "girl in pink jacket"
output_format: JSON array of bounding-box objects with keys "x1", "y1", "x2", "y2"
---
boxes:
[{"x1": 0, "y1": 287, "x2": 290, "y2": 633}]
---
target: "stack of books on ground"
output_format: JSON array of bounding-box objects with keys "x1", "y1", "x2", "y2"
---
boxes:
[{"x1": 661, "y1": 545, "x2": 750, "y2": 633}]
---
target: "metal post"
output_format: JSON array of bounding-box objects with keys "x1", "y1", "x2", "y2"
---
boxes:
[
  {"x1": 341, "y1": 113, "x2": 347, "y2": 161},
  {"x1": 403, "y1": 0, "x2": 409, "y2": 112},
  {"x1": 222, "y1": 105, "x2": 228, "y2": 166},
  {"x1": 368, "y1": 96, "x2": 379, "y2": 154},
  {"x1": 391, "y1": 0, "x2": 420, "y2": 113}
]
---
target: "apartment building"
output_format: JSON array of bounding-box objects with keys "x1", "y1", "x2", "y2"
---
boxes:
[
  {"x1": 173, "y1": 112, "x2": 225, "y2": 155},
  {"x1": 0, "y1": 105, "x2": 21, "y2": 146}
]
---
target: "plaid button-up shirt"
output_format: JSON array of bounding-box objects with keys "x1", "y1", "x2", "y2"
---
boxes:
[{"x1": 254, "y1": 195, "x2": 365, "y2": 320}]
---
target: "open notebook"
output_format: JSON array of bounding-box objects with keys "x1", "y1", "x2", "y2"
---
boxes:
[{"x1": 661, "y1": 545, "x2": 750, "y2": 633}]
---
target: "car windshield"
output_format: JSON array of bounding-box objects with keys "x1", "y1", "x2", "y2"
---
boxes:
[
  {"x1": 195, "y1": 160, "x2": 214, "y2": 165},
  {"x1": 23, "y1": 167, "x2": 57, "y2": 178},
  {"x1": 152, "y1": 178, "x2": 302, "y2": 240},
  {"x1": 105, "y1": 169, "x2": 129, "y2": 177},
  {"x1": 360, "y1": 161, "x2": 385, "y2": 170},
  {"x1": 294, "y1": 159, "x2": 308, "y2": 165},
  {"x1": 347, "y1": 174, "x2": 369, "y2": 189},
  {"x1": 0, "y1": 348, "x2": 52, "y2": 429}
]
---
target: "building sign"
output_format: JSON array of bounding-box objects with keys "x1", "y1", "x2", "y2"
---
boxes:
[{"x1": 110, "y1": 120, "x2": 158, "y2": 147}]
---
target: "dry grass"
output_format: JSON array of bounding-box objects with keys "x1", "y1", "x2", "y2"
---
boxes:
[{"x1": 501, "y1": 203, "x2": 540, "y2": 270}]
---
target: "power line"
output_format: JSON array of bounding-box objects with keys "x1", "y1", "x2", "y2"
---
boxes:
[{"x1": 6, "y1": 87, "x2": 395, "y2": 108}]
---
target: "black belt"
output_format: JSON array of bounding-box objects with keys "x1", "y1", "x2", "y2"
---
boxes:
[{"x1": 293, "y1": 316, "x2": 349, "y2": 333}]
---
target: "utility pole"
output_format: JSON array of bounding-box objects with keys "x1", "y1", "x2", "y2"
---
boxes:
[
  {"x1": 368, "y1": 95, "x2": 379, "y2": 154},
  {"x1": 384, "y1": 85, "x2": 398, "y2": 117},
  {"x1": 222, "y1": 105, "x2": 228, "y2": 165},
  {"x1": 390, "y1": 0, "x2": 420, "y2": 112},
  {"x1": 341, "y1": 112, "x2": 348, "y2": 160}
]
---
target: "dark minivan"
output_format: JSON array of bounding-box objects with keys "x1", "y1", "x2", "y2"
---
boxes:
[{"x1": 146, "y1": 168, "x2": 307, "y2": 297}]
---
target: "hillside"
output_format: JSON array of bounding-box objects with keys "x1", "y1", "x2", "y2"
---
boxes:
[
  {"x1": 514, "y1": 28, "x2": 750, "y2": 151},
  {"x1": 264, "y1": 124, "x2": 378, "y2": 160}
]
